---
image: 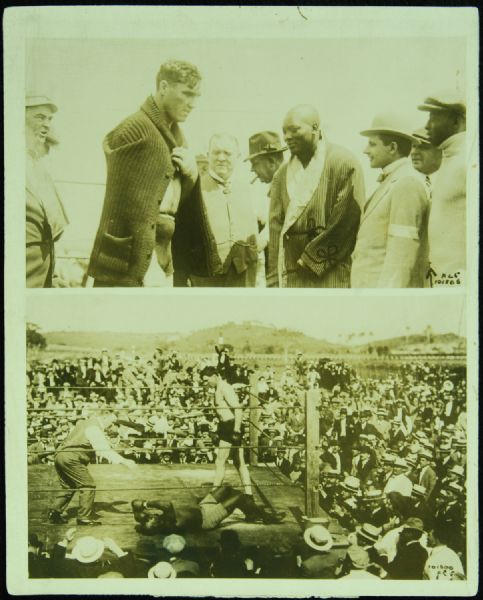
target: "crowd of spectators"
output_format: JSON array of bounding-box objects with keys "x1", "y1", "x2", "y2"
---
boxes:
[{"x1": 28, "y1": 348, "x2": 467, "y2": 579}]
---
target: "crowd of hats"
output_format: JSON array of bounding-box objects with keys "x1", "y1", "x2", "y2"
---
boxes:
[{"x1": 28, "y1": 352, "x2": 466, "y2": 579}]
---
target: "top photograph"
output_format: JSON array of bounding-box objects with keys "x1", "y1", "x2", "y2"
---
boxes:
[{"x1": 25, "y1": 35, "x2": 470, "y2": 289}]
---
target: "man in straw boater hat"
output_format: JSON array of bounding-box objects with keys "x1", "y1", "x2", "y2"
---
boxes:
[
  {"x1": 351, "y1": 113, "x2": 429, "y2": 288},
  {"x1": 50, "y1": 533, "x2": 131, "y2": 578},
  {"x1": 267, "y1": 104, "x2": 364, "y2": 288},
  {"x1": 25, "y1": 94, "x2": 69, "y2": 288},
  {"x1": 298, "y1": 524, "x2": 341, "y2": 578},
  {"x1": 417, "y1": 91, "x2": 466, "y2": 286}
]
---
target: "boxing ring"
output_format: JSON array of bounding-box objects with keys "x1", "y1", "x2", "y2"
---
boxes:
[{"x1": 27, "y1": 381, "x2": 342, "y2": 553}]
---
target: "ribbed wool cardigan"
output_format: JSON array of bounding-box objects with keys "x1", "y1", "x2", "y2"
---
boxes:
[{"x1": 88, "y1": 96, "x2": 220, "y2": 286}]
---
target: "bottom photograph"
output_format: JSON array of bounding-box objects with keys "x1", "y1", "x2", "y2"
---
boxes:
[{"x1": 25, "y1": 293, "x2": 468, "y2": 582}]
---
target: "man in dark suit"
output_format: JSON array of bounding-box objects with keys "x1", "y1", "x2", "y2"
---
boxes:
[
  {"x1": 333, "y1": 408, "x2": 355, "y2": 472},
  {"x1": 268, "y1": 104, "x2": 364, "y2": 288},
  {"x1": 274, "y1": 448, "x2": 292, "y2": 477},
  {"x1": 88, "y1": 60, "x2": 218, "y2": 287}
]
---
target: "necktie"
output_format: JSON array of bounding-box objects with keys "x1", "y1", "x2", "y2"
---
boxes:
[
  {"x1": 220, "y1": 179, "x2": 231, "y2": 195},
  {"x1": 425, "y1": 175, "x2": 432, "y2": 199},
  {"x1": 377, "y1": 172, "x2": 388, "y2": 183}
]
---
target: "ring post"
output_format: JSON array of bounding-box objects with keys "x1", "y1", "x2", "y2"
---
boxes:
[
  {"x1": 305, "y1": 388, "x2": 322, "y2": 517},
  {"x1": 249, "y1": 373, "x2": 259, "y2": 466}
]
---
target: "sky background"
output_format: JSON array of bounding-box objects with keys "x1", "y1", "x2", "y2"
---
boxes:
[
  {"x1": 25, "y1": 35, "x2": 466, "y2": 255},
  {"x1": 27, "y1": 293, "x2": 466, "y2": 344}
]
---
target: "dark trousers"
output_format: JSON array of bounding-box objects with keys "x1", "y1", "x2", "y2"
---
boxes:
[
  {"x1": 52, "y1": 451, "x2": 96, "y2": 519},
  {"x1": 190, "y1": 263, "x2": 257, "y2": 287}
]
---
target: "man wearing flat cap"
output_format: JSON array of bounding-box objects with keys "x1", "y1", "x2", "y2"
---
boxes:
[
  {"x1": 351, "y1": 113, "x2": 429, "y2": 288},
  {"x1": 410, "y1": 128, "x2": 443, "y2": 196},
  {"x1": 25, "y1": 95, "x2": 69, "y2": 287},
  {"x1": 267, "y1": 104, "x2": 364, "y2": 288},
  {"x1": 418, "y1": 91, "x2": 466, "y2": 286}
]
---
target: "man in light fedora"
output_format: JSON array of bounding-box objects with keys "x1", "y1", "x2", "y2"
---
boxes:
[
  {"x1": 351, "y1": 113, "x2": 429, "y2": 288},
  {"x1": 25, "y1": 94, "x2": 69, "y2": 287},
  {"x1": 267, "y1": 104, "x2": 364, "y2": 288},
  {"x1": 418, "y1": 91, "x2": 466, "y2": 286}
]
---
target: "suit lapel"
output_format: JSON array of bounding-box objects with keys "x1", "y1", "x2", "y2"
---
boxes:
[{"x1": 361, "y1": 180, "x2": 392, "y2": 222}]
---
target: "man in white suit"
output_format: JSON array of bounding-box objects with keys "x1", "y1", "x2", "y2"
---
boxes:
[{"x1": 351, "y1": 114, "x2": 429, "y2": 288}]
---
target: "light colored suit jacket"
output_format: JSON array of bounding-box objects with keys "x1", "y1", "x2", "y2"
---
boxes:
[{"x1": 351, "y1": 158, "x2": 429, "y2": 288}]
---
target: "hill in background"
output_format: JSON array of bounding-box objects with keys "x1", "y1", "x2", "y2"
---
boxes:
[{"x1": 42, "y1": 321, "x2": 465, "y2": 356}]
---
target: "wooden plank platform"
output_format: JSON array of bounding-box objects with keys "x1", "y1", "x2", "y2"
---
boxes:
[{"x1": 28, "y1": 464, "x2": 314, "y2": 554}]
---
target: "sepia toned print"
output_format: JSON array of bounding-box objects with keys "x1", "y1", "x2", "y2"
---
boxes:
[
  {"x1": 23, "y1": 35, "x2": 470, "y2": 289},
  {"x1": 5, "y1": 6, "x2": 478, "y2": 599},
  {"x1": 24, "y1": 294, "x2": 469, "y2": 583}
]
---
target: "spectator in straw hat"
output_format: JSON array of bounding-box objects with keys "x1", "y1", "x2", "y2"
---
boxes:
[
  {"x1": 25, "y1": 94, "x2": 69, "y2": 288},
  {"x1": 417, "y1": 91, "x2": 466, "y2": 285},
  {"x1": 359, "y1": 490, "x2": 391, "y2": 529},
  {"x1": 408, "y1": 484, "x2": 433, "y2": 529},
  {"x1": 148, "y1": 561, "x2": 177, "y2": 579},
  {"x1": 298, "y1": 524, "x2": 340, "y2": 578},
  {"x1": 384, "y1": 457, "x2": 413, "y2": 497},
  {"x1": 417, "y1": 449, "x2": 438, "y2": 500},
  {"x1": 50, "y1": 533, "x2": 129, "y2": 578},
  {"x1": 351, "y1": 113, "x2": 429, "y2": 288},
  {"x1": 338, "y1": 546, "x2": 380, "y2": 580},
  {"x1": 267, "y1": 104, "x2": 364, "y2": 288}
]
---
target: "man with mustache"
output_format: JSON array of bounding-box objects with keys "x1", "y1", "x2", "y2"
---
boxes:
[
  {"x1": 25, "y1": 95, "x2": 69, "y2": 287},
  {"x1": 267, "y1": 104, "x2": 364, "y2": 288},
  {"x1": 88, "y1": 60, "x2": 217, "y2": 287}
]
